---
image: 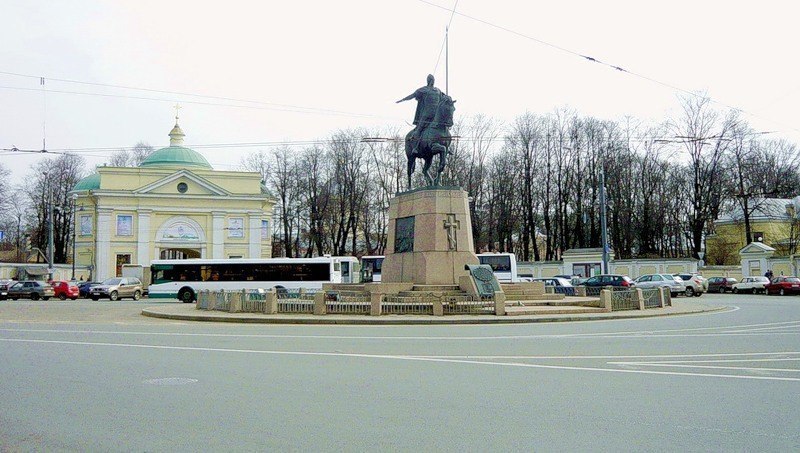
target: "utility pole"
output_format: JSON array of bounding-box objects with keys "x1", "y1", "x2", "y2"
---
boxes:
[
  {"x1": 48, "y1": 195, "x2": 55, "y2": 281},
  {"x1": 71, "y1": 194, "x2": 77, "y2": 280},
  {"x1": 599, "y1": 165, "x2": 609, "y2": 274}
]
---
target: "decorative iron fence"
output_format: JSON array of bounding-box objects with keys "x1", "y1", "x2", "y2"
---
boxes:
[
  {"x1": 611, "y1": 289, "x2": 639, "y2": 311},
  {"x1": 442, "y1": 295, "x2": 495, "y2": 314},
  {"x1": 381, "y1": 295, "x2": 434, "y2": 315},
  {"x1": 554, "y1": 286, "x2": 576, "y2": 296},
  {"x1": 584, "y1": 286, "x2": 603, "y2": 297},
  {"x1": 242, "y1": 291, "x2": 267, "y2": 313},
  {"x1": 326, "y1": 291, "x2": 371, "y2": 314},
  {"x1": 663, "y1": 290, "x2": 672, "y2": 307},
  {"x1": 642, "y1": 288, "x2": 661, "y2": 309}
]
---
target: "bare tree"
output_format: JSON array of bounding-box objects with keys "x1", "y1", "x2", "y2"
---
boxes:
[
  {"x1": 108, "y1": 142, "x2": 155, "y2": 167},
  {"x1": 25, "y1": 154, "x2": 86, "y2": 264},
  {"x1": 671, "y1": 94, "x2": 735, "y2": 259}
]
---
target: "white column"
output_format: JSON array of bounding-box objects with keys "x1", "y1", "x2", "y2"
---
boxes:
[
  {"x1": 212, "y1": 212, "x2": 225, "y2": 259},
  {"x1": 137, "y1": 210, "x2": 151, "y2": 266},
  {"x1": 95, "y1": 208, "x2": 112, "y2": 281},
  {"x1": 248, "y1": 213, "x2": 261, "y2": 258}
]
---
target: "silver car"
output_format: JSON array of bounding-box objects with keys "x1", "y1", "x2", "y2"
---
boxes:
[
  {"x1": 89, "y1": 277, "x2": 143, "y2": 301},
  {"x1": 633, "y1": 274, "x2": 686, "y2": 297}
]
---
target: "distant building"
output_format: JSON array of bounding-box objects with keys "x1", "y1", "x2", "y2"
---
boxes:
[
  {"x1": 705, "y1": 198, "x2": 800, "y2": 265},
  {"x1": 71, "y1": 119, "x2": 275, "y2": 280}
]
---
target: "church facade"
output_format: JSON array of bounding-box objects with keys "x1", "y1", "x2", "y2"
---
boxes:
[{"x1": 71, "y1": 120, "x2": 274, "y2": 281}]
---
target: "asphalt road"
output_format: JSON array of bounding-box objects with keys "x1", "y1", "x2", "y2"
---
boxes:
[{"x1": 1, "y1": 293, "x2": 799, "y2": 452}]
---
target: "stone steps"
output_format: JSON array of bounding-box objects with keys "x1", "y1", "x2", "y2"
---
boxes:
[
  {"x1": 412, "y1": 285, "x2": 461, "y2": 292},
  {"x1": 398, "y1": 291, "x2": 465, "y2": 297},
  {"x1": 505, "y1": 305, "x2": 607, "y2": 316},
  {"x1": 503, "y1": 294, "x2": 564, "y2": 301},
  {"x1": 326, "y1": 284, "x2": 366, "y2": 292},
  {"x1": 507, "y1": 299, "x2": 596, "y2": 307}
]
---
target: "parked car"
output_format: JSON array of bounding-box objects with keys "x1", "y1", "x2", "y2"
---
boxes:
[
  {"x1": 707, "y1": 277, "x2": 738, "y2": 293},
  {"x1": 765, "y1": 276, "x2": 800, "y2": 296},
  {"x1": 7, "y1": 281, "x2": 55, "y2": 300},
  {"x1": 532, "y1": 277, "x2": 575, "y2": 295},
  {"x1": 555, "y1": 275, "x2": 587, "y2": 286},
  {"x1": 674, "y1": 273, "x2": 707, "y2": 296},
  {"x1": 89, "y1": 277, "x2": 143, "y2": 301},
  {"x1": 732, "y1": 276, "x2": 771, "y2": 294},
  {"x1": 581, "y1": 274, "x2": 635, "y2": 288},
  {"x1": 0, "y1": 279, "x2": 14, "y2": 300},
  {"x1": 78, "y1": 281, "x2": 101, "y2": 298},
  {"x1": 633, "y1": 274, "x2": 686, "y2": 297},
  {"x1": 50, "y1": 280, "x2": 80, "y2": 300}
]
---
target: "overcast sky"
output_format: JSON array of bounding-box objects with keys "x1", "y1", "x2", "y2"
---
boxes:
[{"x1": 1, "y1": 0, "x2": 798, "y2": 183}]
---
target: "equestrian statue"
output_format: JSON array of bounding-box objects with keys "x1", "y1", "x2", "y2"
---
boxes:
[{"x1": 396, "y1": 74, "x2": 456, "y2": 189}]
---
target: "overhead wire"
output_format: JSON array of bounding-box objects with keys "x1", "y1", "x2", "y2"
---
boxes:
[
  {"x1": 0, "y1": 70, "x2": 396, "y2": 120},
  {"x1": 416, "y1": 0, "x2": 800, "y2": 135}
]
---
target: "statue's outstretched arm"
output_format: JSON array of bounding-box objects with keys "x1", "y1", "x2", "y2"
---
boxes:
[{"x1": 396, "y1": 92, "x2": 416, "y2": 103}]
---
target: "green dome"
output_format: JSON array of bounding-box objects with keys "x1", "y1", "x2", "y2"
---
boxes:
[
  {"x1": 73, "y1": 173, "x2": 101, "y2": 191},
  {"x1": 139, "y1": 145, "x2": 212, "y2": 170}
]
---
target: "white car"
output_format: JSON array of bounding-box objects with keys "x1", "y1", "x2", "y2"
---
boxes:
[
  {"x1": 633, "y1": 274, "x2": 686, "y2": 297},
  {"x1": 732, "y1": 276, "x2": 771, "y2": 294}
]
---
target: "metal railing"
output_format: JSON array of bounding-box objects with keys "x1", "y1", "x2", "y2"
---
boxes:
[
  {"x1": 381, "y1": 295, "x2": 434, "y2": 315},
  {"x1": 554, "y1": 286, "x2": 576, "y2": 296},
  {"x1": 642, "y1": 288, "x2": 661, "y2": 309},
  {"x1": 326, "y1": 291, "x2": 371, "y2": 314},
  {"x1": 611, "y1": 289, "x2": 639, "y2": 311},
  {"x1": 442, "y1": 295, "x2": 495, "y2": 314},
  {"x1": 242, "y1": 291, "x2": 267, "y2": 313},
  {"x1": 584, "y1": 286, "x2": 603, "y2": 297}
]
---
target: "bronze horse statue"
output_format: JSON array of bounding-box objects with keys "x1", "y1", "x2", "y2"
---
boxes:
[{"x1": 405, "y1": 95, "x2": 456, "y2": 189}]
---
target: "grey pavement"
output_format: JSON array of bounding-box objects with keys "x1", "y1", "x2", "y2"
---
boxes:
[{"x1": 1, "y1": 293, "x2": 799, "y2": 452}]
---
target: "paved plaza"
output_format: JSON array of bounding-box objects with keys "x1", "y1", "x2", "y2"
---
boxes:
[{"x1": 1, "y1": 293, "x2": 799, "y2": 451}]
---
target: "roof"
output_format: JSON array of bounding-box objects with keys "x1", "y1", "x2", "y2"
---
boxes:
[
  {"x1": 716, "y1": 198, "x2": 794, "y2": 223},
  {"x1": 139, "y1": 145, "x2": 213, "y2": 170},
  {"x1": 138, "y1": 120, "x2": 213, "y2": 170},
  {"x1": 73, "y1": 173, "x2": 101, "y2": 191}
]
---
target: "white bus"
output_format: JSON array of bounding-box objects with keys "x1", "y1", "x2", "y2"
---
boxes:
[
  {"x1": 360, "y1": 255, "x2": 384, "y2": 283},
  {"x1": 149, "y1": 256, "x2": 360, "y2": 303},
  {"x1": 358, "y1": 253, "x2": 520, "y2": 283},
  {"x1": 477, "y1": 253, "x2": 521, "y2": 283}
]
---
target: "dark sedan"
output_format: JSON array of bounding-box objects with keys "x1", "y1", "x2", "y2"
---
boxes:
[
  {"x1": 765, "y1": 276, "x2": 800, "y2": 296},
  {"x1": 580, "y1": 274, "x2": 635, "y2": 288},
  {"x1": 706, "y1": 277, "x2": 738, "y2": 293},
  {"x1": 78, "y1": 281, "x2": 101, "y2": 298}
]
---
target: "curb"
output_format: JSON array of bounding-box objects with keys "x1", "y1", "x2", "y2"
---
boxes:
[{"x1": 141, "y1": 303, "x2": 731, "y2": 325}]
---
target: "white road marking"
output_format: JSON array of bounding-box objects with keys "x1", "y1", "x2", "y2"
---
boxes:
[
  {"x1": 2, "y1": 337, "x2": 800, "y2": 383},
  {"x1": 608, "y1": 363, "x2": 800, "y2": 373},
  {"x1": 2, "y1": 317, "x2": 800, "y2": 340}
]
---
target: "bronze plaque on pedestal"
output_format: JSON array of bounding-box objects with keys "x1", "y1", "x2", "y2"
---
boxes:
[{"x1": 394, "y1": 216, "x2": 415, "y2": 253}]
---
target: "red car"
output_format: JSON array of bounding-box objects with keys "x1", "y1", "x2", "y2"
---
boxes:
[
  {"x1": 765, "y1": 276, "x2": 800, "y2": 296},
  {"x1": 50, "y1": 280, "x2": 79, "y2": 300}
]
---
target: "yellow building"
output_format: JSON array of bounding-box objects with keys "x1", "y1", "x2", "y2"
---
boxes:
[
  {"x1": 706, "y1": 198, "x2": 799, "y2": 265},
  {"x1": 71, "y1": 119, "x2": 274, "y2": 280}
]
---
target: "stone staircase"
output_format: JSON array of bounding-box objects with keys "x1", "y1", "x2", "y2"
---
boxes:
[
  {"x1": 500, "y1": 282, "x2": 605, "y2": 316},
  {"x1": 324, "y1": 282, "x2": 605, "y2": 316}
]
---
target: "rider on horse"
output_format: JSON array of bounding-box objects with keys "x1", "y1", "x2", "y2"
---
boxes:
[{"x1": 396, "y1": 74, "x2": 442, "y2": 158}]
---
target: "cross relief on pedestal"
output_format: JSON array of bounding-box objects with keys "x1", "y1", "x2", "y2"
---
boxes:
[{"x1": 443, "y1": 214, "x2": 460, "y2": 251}]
